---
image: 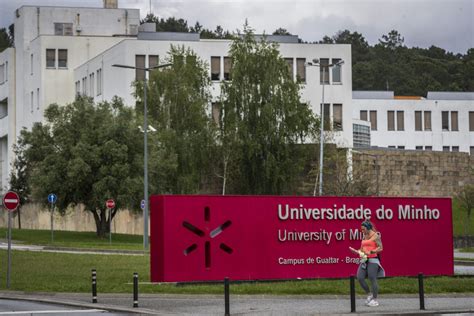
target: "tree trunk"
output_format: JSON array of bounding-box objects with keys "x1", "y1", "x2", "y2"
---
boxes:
[{"x1": 91, "y1": 209, "x2": 110, "y2": 238}]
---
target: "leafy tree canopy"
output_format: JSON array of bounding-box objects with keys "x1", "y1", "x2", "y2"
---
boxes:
[{"x1": 17, "y1": 96, "x2": 143, "y2": 237}]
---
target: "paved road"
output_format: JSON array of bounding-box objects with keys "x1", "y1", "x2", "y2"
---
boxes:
[
  {"x1": 2, "y1": 293, "x2": 472, "y2": 316},
  {"x1": 0, "y1": 298, "x2": 124, "y2": 315}
]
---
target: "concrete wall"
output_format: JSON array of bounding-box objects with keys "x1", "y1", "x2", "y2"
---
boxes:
[{"x1": 0, "y1": 203, "x2": 146, "y2": 235}]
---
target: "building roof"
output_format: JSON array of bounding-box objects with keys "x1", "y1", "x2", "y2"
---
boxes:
[
  {"x1": 352, "y1": 91, "x2": 394, "y2": 99},
  {"x1": 427, "y1": 92, "x2": 474, "y2": 100}
]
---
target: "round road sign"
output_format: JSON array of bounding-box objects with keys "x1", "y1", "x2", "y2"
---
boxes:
[
  {"x1": 106, "y1": 199, "x2": 115, "y2": 209},
  {"x1": 48, "y1": 193, "x2": 57, "y2": 204},
  {"x1": 3, "y1": 191, "x2": 20, "y2": 211}
]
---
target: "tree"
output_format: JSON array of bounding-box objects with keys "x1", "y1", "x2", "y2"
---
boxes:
[
  {"x1": 218, "y1": 24, "x2": 318, "y2": 194},
  {"x1": 18, "y1": 96, "x2": 143, "y2": 237},
  {"x1": 457, "y1": 184, "x2": 474, "y2": 237},
  {"x1": 0, "y1": 24, "x2": 14, "y2": 52},
  {"x1": 273, "y1": 28, "x2": 291, "y2": 35},
  {"x1": 135, "y1": 45, "x2": 215, "y2": 194},
  {"x1": 379, "y1": 30, "x2": 405, "y2": 50},
  {"x1": 8, "y1": 140, "x2": 31, "y2": 229}
]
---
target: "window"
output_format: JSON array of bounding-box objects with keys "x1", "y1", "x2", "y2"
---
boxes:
[
  {"x1": 75, "y1": 81, "x2": 80, "y2": 96},
  {"x1": 54, "y1": 23, "x2": 73, "y2": 35},
  {"x1": 148, "y1": 55, "x2": 158, "y2": 69},
  {"x1": 211, "y1": 102, "x2": 220, "y2": 124},
  {"x1": 424, "y1": 111, "x2": 432, "y2": 131},
  {"x1": 135, "y1": 55, "x2": 145, "y2": 81},
  {"x1": 470, "y1": 147, "x2": 474, "y2": 155},
  {"x1": 452, "y1": 146, "x2": 459, "y2": 152},
  {"x1": 397, "y1": 111, "x2": 404, "y2": 131},
  {"x1": 96, "y1": 69, "x2": 102, "y2": 96},
  {"x1": 30, "y1": 91, "x2": 34, "y2": 113},
  {"x1": 470, "y1": 112, "x2": 474, "y2": 131},
  {"x1": 388, "y1": 146, "x2": 396, "y2": 149},
  {"x1": 387, "y1": 111, "x2": 395, "y2": 131},
  {"x1": 210, "y1": 56, "x2": 220, "y2": 81},
  {"x1": 0, "y1": 63, "x2": 4, "y2": 84},
  {"x1": 82, "y1": 77, "x2": 86, "y2": 95},
  {"x1": 333, "y1": 104, "x2": 343, "y2": 131},
  {"x1": 46, "y1": 49, "x2": 55, "y2": 68},
  {"x1": 296, "y1": 58, "x2": 306, "y2": 83},
  {"x1": 397, "y1": 146, "x2": 405, "y2": 149},
  {"x1": 425, "y1": 146, "x2": 432, "y2": 151},
  {"x1": 224, "y1": 57, "x2": 232, "y2": 81},
  {"x1": 58, "y1": 49, "x2": 67, "y2": 68},
  {"x1": 443, "y1": 146, "x2": 450, "y2": 152},
  {"x1": 360, "y1": 110, "x2": 367, "y2": 121},
  {"x1": 332, "y1": 58, "x2": 342, "y2": 83},
  {"x1": 5, "y1": 61, "x2": 7, "y2": 81},
  {"x1": 90, "y1": 73, "x2": 94, "y2": 97},
  {"x1": 370, "y1": 110, "x2": 377, "y2": 130},
  {"x1": 416, "y1": 146, "x2": 423, "y2": 150},
  {"x1": 323, "y1": 103, "x2": 330, "y2": 131},
  {"x1": 442, "y1": 111, "x2": 449, "y2": 131},
  {"x1": 451, "y1": 111, "x2": 459, "y2": 131},
  {"x1": 320, "y1": 58, "x2": 329, "y2": 84},
  {"x1": 31, "y1": 54, "x2": 34, "y2": 75},
  {"x1": 36, "y1": 88, "x2": 39, "y2": 110},
  {"x1": 415, "y1": 111, "x2": 422, "y2": 131},
  {"x1": 285, "y1": 58, "x2": 293, "y2": 79}
]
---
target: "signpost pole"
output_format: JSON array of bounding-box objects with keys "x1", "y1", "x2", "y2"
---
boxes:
[
  {"x1": 51, "y1": 203, "x2": 54, "y2": 243},
  {"x1": 7, "y1": 211, "x2": 12, "y2": 289},
  {"x1": 109, "y1": 207, "x2": 112, "y2": 244}
]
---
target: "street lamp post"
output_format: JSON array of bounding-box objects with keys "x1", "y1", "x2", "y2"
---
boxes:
[
  {"x1": 112, "y1": 62, "x2": 172, "y2": 249},
  {"x1": 305, "y1": 59, "x2": 344, "y2": 196}
]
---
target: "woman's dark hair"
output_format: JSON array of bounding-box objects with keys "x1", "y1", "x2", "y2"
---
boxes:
[{"x1": 361, "y1": 220, "x2": 373, "y2": 231}]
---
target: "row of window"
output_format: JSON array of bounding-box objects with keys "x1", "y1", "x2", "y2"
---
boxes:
[
  {"x1": 360, "y1": 110, "x2": 474, "y2": 132},
  {"x1": 46, "y1": 49, "x2": 68, "y2": 68},
  {"x1": 212, "y1": 102, "x2": 344, "y2": 131},
  {"x1": 211, "y1": 56, "x2": 343, "y2": 84},
  {"x1": 75, "y1": 68, "x2": 103, "y2": 97},
  {"x1": 388, "y1": 145, "x2": 474, "y2": 154}
]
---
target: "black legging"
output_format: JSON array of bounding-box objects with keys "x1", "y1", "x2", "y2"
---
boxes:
[{"x1": 357, "y1": 262, "x2": 380, "y2": 299}]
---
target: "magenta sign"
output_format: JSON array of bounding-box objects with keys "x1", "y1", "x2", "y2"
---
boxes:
[{"x1": 150, "y1": 195, "x2": 453, "y2": 282}]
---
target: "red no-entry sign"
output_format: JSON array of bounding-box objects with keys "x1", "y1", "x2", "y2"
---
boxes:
[
  {"x1": 2, "y1": 191, "x2": 20, "y2": 212},
  {"x1": 106, "y1": 199, "x2": 115, "y2": 209}
]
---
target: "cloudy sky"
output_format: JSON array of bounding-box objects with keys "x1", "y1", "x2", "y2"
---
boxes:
[{"x1": 1, "y1": 0, "x2": 472, "y2": 53}]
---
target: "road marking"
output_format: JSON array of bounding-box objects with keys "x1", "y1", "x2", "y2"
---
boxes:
[{"x1": 0, "y1": 309, "x2": 106, "y2": 314}]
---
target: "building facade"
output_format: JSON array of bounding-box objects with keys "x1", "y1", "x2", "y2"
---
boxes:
[
  {"x1": 352, "y1": 91, "x2": 474, "y2": 154},
  {"x1": 0, "y1": 3, "x2": 354, "y2": 193}
]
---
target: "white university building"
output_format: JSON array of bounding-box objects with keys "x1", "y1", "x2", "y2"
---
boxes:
[{"x1": 0, "y1": 1, "x2": 473, "y2": 193}]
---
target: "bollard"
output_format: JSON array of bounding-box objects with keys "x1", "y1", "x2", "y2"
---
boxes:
[
  {"x1": 350, "y1": 275, "x2": 356, "y2": 313},
  {"x1": 92, "y1": 269, "x2": 97, "y2": 303},
  {"x1": 418, "y1": 273, "x2": 425, "y2": 310},
  {"x1": 224, "y1": 277, "x2": 230, "y2": 316},
  {"x1": 133, "y1": 272, "x2": 139, "y2": 308}
]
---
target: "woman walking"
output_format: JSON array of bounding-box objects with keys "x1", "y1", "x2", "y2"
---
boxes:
[{"x1": 350, "y1": 220, "x2": 385, "y2": 307}]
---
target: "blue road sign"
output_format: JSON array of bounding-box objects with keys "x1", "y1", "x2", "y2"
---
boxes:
[
  {"x1": 140, "y1": 199, "x2": 145, "y2": 210},
  {"x1": 48, "y1": 193, "x2": 57, "y2": 204}
]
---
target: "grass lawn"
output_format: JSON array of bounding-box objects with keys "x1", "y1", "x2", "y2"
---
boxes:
[
  {"x1": 0, "y1": 250, "x2": 472, "y2": 294},
  {"x1": 459, "y1": 248, "x2": 474, "y2": 253},
  {"x1": 0, "y1": 228, "x2": 144, "y2": 251}
]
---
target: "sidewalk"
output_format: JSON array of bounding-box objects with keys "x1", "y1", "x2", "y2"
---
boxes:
[{"x1": 1, "y1": 292, "x2": 473, "y2": 315}]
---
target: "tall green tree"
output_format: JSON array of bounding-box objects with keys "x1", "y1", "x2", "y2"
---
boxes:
[
  {"x1": 17, "y1": 96, "x2": 143, "y2": 237},
  {"x1": 8, "y1": 141, "x2": 31, "y2": 229},
  {"x1": 135, "y1": 45, "x2": 215, "y2": 194},
  {"x1": 0, "y1": 24, "x2": 14, "y2": 52},
  {"x1": 219, "y1": 24, "x2": 318, "y2": 194}
]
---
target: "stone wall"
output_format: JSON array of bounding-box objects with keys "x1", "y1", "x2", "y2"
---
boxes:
[{"x1": 353, "y1": 149, "x2": 473, "y2": 197}]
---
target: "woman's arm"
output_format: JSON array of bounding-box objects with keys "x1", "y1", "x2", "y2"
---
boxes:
[{"x1": 370, "y1": 233, "x2": 383, "y2": 254}]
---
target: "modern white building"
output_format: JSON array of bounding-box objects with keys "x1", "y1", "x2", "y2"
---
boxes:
[
  {"x1": 352, "y1": 91, "x2": 474, "y2": 154},
  {"x1": 0, "y1": 1, "x2": 353, "y2": 193}
]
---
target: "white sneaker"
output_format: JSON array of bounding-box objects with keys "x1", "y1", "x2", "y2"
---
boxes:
[
  {"x1": 365, "y1": 294, "x2": 373, "y2": 304},
  {"x1": 367, "y1": 299, "x2": 379, "y2": 307}
]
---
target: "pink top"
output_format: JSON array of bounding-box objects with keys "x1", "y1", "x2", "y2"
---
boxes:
[{"x1": 361, "y1": 239, "x2": 378, "y2": 258}]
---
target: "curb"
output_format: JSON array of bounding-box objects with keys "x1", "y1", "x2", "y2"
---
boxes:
[
  {"x1": 0, "y1": 293, "x2": 157, "y2": 315},
  {"x1": 42, "y1": 246, "x2": 148, "y2": 255}
]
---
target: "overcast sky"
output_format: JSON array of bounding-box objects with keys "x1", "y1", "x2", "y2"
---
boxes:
[{"x1": 1, "y1": 0, "x2": 472, "y2": 54}]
